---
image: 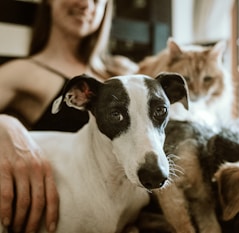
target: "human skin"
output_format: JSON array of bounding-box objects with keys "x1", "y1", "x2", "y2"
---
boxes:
[{"x1": 0, "y1": 0, "x2": 109, "y2": 232}]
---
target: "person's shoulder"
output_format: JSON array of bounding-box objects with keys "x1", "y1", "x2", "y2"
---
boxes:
[
  {"x1": 2, "y1": 57, "x2": 33, "y2": 67},
  {"x1": 0, "y1": 58, "x2": 34, "y2": 74},
  {"x1": 105, "y1": 55, "x2": 139, "y2": 76},
  {"x1": 0, "y1": 58, "x2": 37, "y2": 86}
]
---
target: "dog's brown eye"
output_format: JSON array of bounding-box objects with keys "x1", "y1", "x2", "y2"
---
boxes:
[
  {"x1": 110, "y1": 111, "x2": 123, "y2": 122},
  {"x1": 153, "y1": 106, "x2": 167, "y2": 121}
]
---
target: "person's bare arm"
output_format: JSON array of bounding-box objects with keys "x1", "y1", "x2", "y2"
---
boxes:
[
  {"x1": 0, "y1": 114, "x2": 59, "y2": 233},
  {"x1": 0, "y1": 60, "x2": 25, "y2": 111}
]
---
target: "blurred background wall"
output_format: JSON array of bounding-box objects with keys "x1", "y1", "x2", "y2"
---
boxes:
[
  {"x1": 0, "y1": 0, "x2": 237, "y2": 115},
  {"x1": 0, "y1": 0, "x2": 236, "y2": 64}
]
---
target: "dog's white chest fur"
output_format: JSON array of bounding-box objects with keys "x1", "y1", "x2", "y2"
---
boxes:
[{"x1": 30, "y1": 124, "x2": 149, "y2": 233}]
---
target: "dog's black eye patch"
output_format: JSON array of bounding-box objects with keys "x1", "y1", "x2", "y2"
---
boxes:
[
  {"x1": 108, "y1": 109, "x2": 125, "y2": 123},
  {"x1": 152, "y1": 103, "x2": 168, "y2": 123},
  {"x1": 149, "y1": 99, "x2": 168, "y2": 127},
  {"x1": 144, "y1": 78, "x2": 170, "y2": 129},
  {"x1": 94, "y1": 79, "x2": 130, "y2": 140}
]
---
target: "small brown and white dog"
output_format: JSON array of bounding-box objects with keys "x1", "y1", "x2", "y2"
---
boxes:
[
  {"x1": 138, "y1": 120, "x2": 239, "y2": 233},
  {"x1": 156, "y1": 120, "x2": 221, "y2": 233}
]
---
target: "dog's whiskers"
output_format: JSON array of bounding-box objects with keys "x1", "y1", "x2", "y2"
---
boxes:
[
  {"x1": 172, "y1": 165, "x2": 184, "y2": 175},
  {"x1": 167, "y1": 153, "x2": 180, "y2": 159},
  {"x1": 162, "y1": 179, "x2": 172, "y2": 189},
  {"x1": 167, "y1": 154, "x2": 184, "y2": 184}
]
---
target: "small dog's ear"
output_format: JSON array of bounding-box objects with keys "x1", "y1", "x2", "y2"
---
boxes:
[
  {"x1": 156, "y1": 72, "x2": 189, "y2": 110},
  {"x1": 213, "y1": 163, "x2": 239, "y2": 221},
  {"x1": 52, "y1": 74, "x2": 103, "y2": 114}
]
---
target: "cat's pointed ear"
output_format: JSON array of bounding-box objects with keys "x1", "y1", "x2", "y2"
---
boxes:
[
  {"x1": 167, "y1": 38, "x2": 183, "y2": 59},
  {"x1": 209, "y1": 40, "x2": 227, "y2": 62},
  {"x1": 156, "y1": 72, "x2": 189, "y2": 110}
]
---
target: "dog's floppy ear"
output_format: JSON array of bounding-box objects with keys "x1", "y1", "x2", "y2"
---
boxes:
[
  {"x1": 156, "y1": 72, "x2": 189, "y2": 110},
  {"x1": 213, "y1": 163, "x2": 239, "y2": 221},
  {"x1": 52, "y1": 74, "x2": 103, "y2": 114}
]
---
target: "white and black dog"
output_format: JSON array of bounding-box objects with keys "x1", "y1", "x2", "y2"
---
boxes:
[{"x1": 1, "y1": 73, "x2": 188, "y2": 233}]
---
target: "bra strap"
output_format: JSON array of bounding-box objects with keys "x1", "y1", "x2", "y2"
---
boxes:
[{"x1": 30, "y1": 59, "x2": 70, "y2": 79}]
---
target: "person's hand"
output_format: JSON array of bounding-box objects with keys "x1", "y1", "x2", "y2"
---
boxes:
[{"x1": 0, "y1": 115, "x2": 59, "y2": 233}]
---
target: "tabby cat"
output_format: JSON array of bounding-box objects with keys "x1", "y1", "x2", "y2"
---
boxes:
[{"x1": 138, "y1": 38, "x2": 234, "y2": 129}]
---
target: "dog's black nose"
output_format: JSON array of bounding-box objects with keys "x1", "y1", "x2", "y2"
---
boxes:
[
  {"x1": 138, "y1": 152, "x2": 168, "y2": 189},
  {"x1": 138, "y1": 167, "x2": 167, "y2": 189}
]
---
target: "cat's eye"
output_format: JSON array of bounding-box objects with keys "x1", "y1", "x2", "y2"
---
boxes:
[{"x1": 204, "y1": 76, "x2": 213, "y2": 83}]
